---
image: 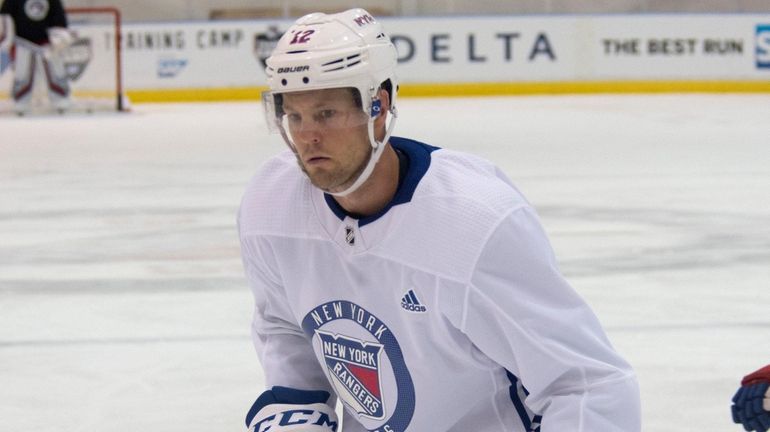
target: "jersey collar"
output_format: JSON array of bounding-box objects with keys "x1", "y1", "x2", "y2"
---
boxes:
[{"x1": 323, "y1": 136, "x2": 439, "y2": 227}]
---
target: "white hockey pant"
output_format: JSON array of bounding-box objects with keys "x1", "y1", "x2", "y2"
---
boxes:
[{"x1": 12, "y1": 39, "x2": 70, "y2": 110}]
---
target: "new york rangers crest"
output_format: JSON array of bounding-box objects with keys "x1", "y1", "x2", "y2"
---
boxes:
[
  {"x1": 316, "y1": 330, "x2": 385, "y2": 419},
  {"x1": 302, "y1": 300, "x2": 415, "y2": 432}
]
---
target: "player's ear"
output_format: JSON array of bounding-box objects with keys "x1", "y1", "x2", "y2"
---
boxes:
[
  {"x1": 372, "y1": 90, "x2": 390, "y2": 143},
  {"x1": 373, "y1": 87, "x2": 390, "y2": 137},
  {"x1": 377, "y1": 87, "x2": 390, "y2": 118}
]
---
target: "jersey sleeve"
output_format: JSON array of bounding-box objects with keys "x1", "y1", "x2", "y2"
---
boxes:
[
  {"x1": 459, "y1": 206, "x2": 641, "y2": 430},
  {"x1": 240, "y1": 233, "x2": 334, "y2": 396}
]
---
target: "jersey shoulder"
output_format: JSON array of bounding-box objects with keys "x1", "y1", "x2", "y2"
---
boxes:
[
  {"x1": 379, "y1": 146, "x2": 532, "y2": 282},
  {"x1": 425, "y1": 148, "x2": 529, "y2": 214}
]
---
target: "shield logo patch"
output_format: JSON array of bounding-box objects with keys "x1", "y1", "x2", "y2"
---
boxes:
[
  {"x1": 316, "y1": 330, "x2": 385, "y2": 420},
  {"x1": 253, "y1": 26, "x2": 283, "y2": 69}
]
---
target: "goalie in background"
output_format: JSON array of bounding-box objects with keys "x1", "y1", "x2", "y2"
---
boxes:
[
  {"x1": 732, "y1": 364, "x2": 770, "y2": 432},
  {"x1": 0, "y1": 0, "x2": 73, "y2": 114}
]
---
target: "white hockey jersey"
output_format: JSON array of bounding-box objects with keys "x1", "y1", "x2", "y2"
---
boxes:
[{"x1": 238, "y1": 137, "x2": 641, "y2": 432}]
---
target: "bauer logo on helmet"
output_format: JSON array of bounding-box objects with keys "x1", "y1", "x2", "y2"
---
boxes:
[{"x1": 277, "y1": 65, "x2": 310, "y2": 74}]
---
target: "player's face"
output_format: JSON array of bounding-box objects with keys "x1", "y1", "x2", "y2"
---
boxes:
[{"x1": 281, "y1": 88, "x2": 371, "y2": 193}]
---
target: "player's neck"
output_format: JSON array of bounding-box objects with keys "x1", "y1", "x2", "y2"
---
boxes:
[{"x1": 334, "y1": 144, "x2": 399, "y2": 217}]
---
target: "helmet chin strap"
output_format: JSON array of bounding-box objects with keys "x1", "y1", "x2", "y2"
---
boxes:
[{"x1": 325, "y1": 104, "x2": 398, "y2": 198}]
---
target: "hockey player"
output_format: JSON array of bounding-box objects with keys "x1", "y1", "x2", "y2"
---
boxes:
[
  {"x1": 239, "y1": 8, "x2": 642, "y2": 431},
  {"x1": 0, "y1": 0, "x2": 72, "y2": 114},
  {"x1": 732, "y1": 364, "x2": 770, "y2": 432}
]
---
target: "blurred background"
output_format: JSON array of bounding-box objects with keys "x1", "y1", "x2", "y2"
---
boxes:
[
  {"x1": 63, "y1": 0, "x2": 770, "y2": 21},
  {"x1": 3, "y1": 0, "x2": 770, "y2": 105}
]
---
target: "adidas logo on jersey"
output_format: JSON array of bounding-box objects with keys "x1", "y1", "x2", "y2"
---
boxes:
[{"x1": 401, "y1": 289, "x2": 427, "y2": 313}]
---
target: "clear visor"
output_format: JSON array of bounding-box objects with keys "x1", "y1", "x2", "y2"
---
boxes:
[{"x1": 262, "y1": 88, "x2": 372, "y2": 139}]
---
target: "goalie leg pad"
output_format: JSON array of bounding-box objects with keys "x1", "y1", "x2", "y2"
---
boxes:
[
  {"x1": 42, "y1": 57, "x2": 69, "y2": 97},
  {"x1": 41, "y1": 41, "x2": 71, "y2": 111},
  {"x1": 11, "y1": 41, "x2": 36, "y2": 109},
  {"x1": 42, "y1": 55, "x2": 70, "y2": 111},
  {"x1": 246, "y1": 386, "x2": 338, "y2": 432}
]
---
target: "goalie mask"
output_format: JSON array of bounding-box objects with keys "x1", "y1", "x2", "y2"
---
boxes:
[{"x1": 262, "y1": 8, "x2": 398, "y2": 197}]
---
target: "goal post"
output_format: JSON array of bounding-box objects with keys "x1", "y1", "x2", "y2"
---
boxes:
[{"x1": 65, "y1": 6, "x2": 126, "y2": 112}]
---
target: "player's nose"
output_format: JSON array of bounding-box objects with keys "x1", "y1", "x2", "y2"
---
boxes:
[{"x1": 294, "y1": 129, "x2": 322, "y2": 147}]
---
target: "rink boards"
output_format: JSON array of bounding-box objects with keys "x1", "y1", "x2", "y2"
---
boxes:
[{"x1": 2, "y1": 14, "x2": 769, "y2": 102}]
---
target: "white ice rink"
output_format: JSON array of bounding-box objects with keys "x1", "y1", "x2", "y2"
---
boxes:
[{"x1": 1, "y1": 94, "x2": 769, "y2": 432}]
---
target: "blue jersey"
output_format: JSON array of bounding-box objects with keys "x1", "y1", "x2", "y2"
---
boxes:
[{"x1": 238, "y1": 137, "x2": 641, "y2": 431}]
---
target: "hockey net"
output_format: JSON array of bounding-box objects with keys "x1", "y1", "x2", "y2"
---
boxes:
[{"x1": 0, "y1": 6, "x2": 127, "y2": 114}]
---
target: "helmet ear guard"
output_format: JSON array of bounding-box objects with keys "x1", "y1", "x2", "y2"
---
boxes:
[{"x1": 262, "y1": 9, "x2": 399, "y2": 197}]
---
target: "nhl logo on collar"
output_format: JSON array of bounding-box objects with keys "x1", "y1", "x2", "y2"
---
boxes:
[
  {"x1": 345, "y1": 226, "x2": 355, "y2": 245},
  {"x1": 316, "y1": 330, "x2": 385, "y2": 419}
]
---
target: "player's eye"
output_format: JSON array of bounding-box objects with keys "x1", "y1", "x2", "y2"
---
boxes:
[
  {"x1": 286, "y1": 113, "x2": 301, "y2": 124},
  {"x1": 315, "y1": 109, "x2": 337, "y2": 122}
]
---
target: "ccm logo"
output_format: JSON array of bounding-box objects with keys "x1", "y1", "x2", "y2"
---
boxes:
[
  {"x1": 277, "y1": 66, "x2": 310, "y2": 73},
  {"x1": 251, "y1": 409, "x2": 337, "y2": 432}
]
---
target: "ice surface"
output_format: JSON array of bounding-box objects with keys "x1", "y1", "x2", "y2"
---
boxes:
[{"x1": 1, "y1": 95, "x2": 769, "y2": 431}]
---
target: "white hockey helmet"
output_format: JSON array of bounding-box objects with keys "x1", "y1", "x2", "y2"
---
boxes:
[{"x1": 262, "y1": 8, "x2": 399, "y2": 197}]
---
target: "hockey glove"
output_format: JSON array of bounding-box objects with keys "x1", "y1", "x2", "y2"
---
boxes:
[
  {"x1": 732, "y1": 364, "x2": 770, "y2": 432},
  {"x1": 48, "y1": 27, "x2": 74, "y2": 53},
  {"x1": 246, "y1": 386, "x2": 339, "y2": 432}
]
